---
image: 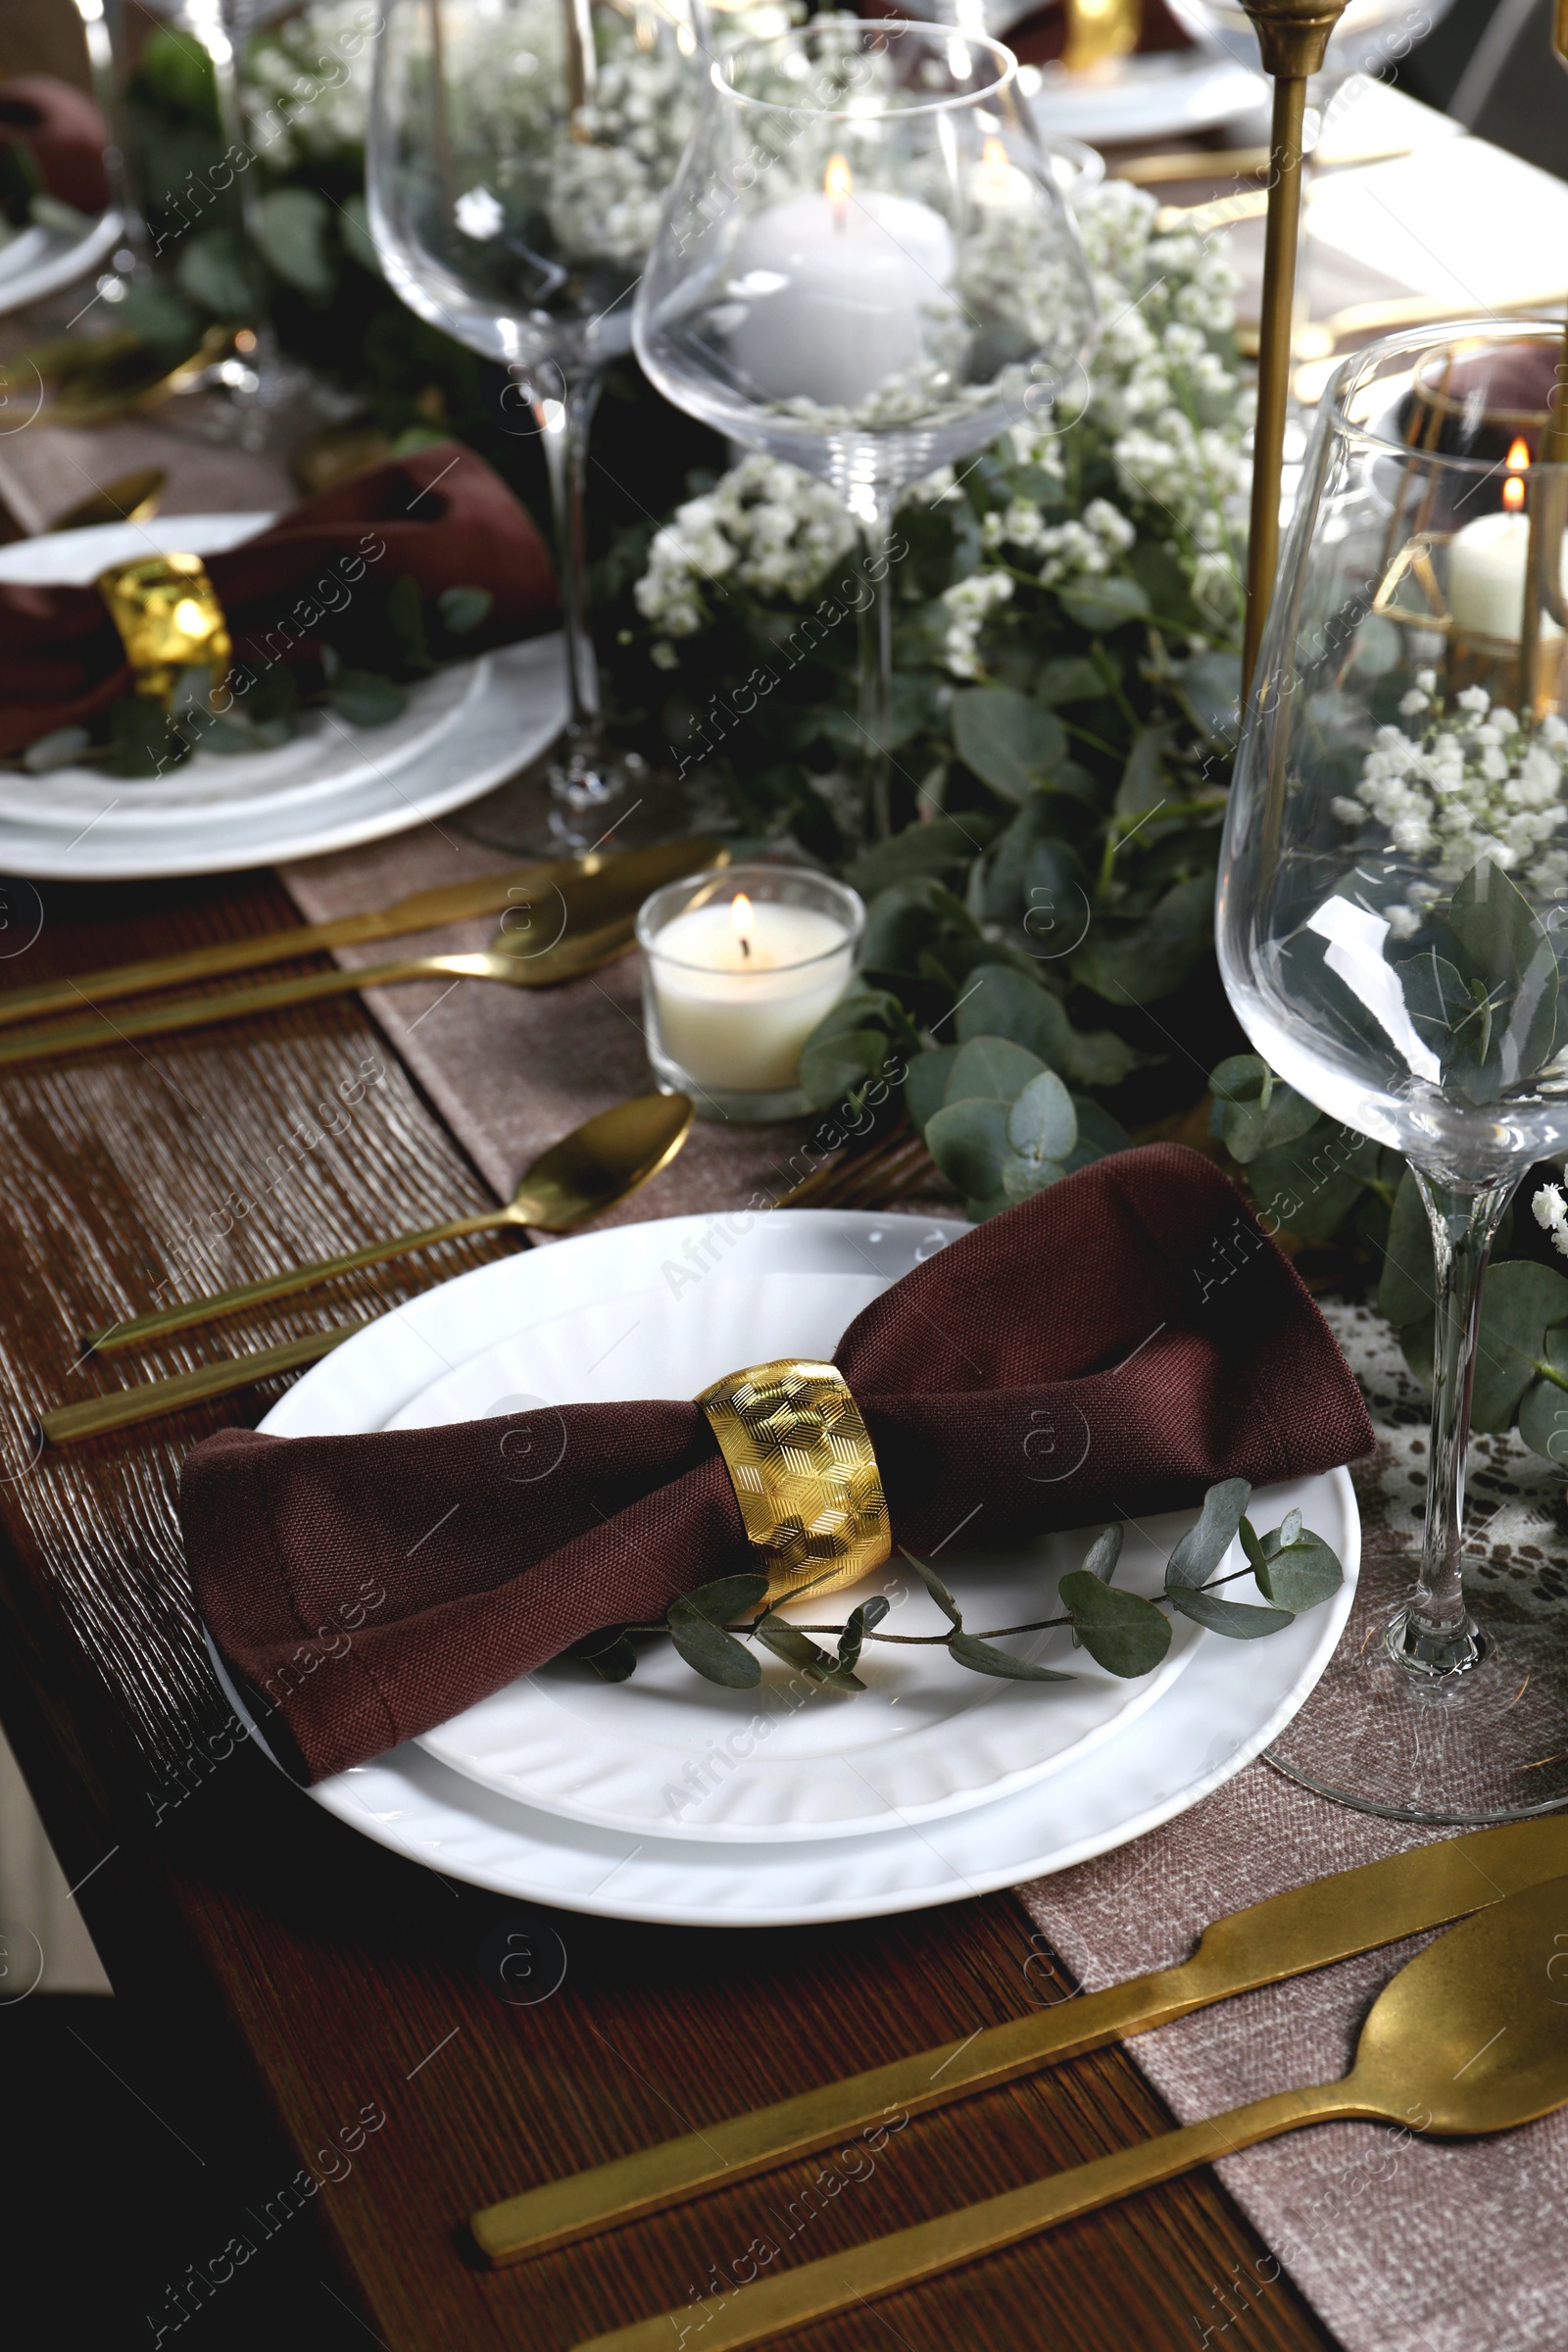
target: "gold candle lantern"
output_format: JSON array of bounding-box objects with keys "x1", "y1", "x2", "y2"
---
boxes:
[{"x1": 1235, "y1": 0, "x2": 1352, "y2": 702}]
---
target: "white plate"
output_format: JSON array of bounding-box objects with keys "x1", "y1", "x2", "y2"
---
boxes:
[
  {"x1": 225, "y1": 1210, "x2": 1361, "y2": 1925},
  {"x1": 389, "y1": 1265, "x2": 1204, "y2": 1840},
  {"x1": 1026, "y1": 51, "x2": 1265, "y2": 145},
  {"x1": 0, "y1": 207, "x2": 122, "y2": 317},
  {"x1": 0, "y1": 514, "x2": 566, "y2": 878}
]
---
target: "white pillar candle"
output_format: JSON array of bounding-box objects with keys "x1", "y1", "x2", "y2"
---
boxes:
[
  {"x1": 727, "y1": 154, "x2": 957, "y2": 410},
  {"x1": 1448, "y1": 514, "x2": 1566, "y2": 645},
  {"x1": 647, "y1": 892, "x2": 854, "y2": 1091}
]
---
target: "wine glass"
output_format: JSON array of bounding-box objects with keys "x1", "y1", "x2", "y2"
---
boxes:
[
  {"x1": 368, "y1": 0, "x2": 704, "y2": 853},
  {"x1": 1218, "y1": 320, "x2": 1568, "y2": 1822},
  {"x1": 632, "y1": 12, "x2": 1097, "y2": 846}
]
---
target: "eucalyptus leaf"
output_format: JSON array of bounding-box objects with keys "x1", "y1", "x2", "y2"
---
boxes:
[
  {"x1": 1377, "y1": 1167, "x2": 1436, "y2": 1327},
  {"x1": 948, "y1": 1631, "x2": 1073, "y2": 1682},
  {"x1": 954, "y1": 963, "x2": 1143, "y2": 1087},
  {"x1": 1000, "y1": 1151, "x2": 1068, "y2": 1201},
  {"x1": 566, "y1": 1626, "x2": 638, "y2": 1682},
  {"x1": 1034, "y1": 655, "x2": 1105, "y2": 706},
  {"x1": 755, "y1": 1621, "x2": 838, "y2": 1677},
  {"x1": 904, "y1": 1047, "x2": 956, "y2": 1131},
  {"x1": 666, "y1": 1598, "x2": 760, "y2": 1687},
  {"x1": 902, "y1": 1548, "x2": 961, "y2": 1626},
  {"x1": 683, "y1": 1572, "x2": 768, "y2": 1626},
  {"x1": 945, "y1": 1035, "x2": 1048, "y2": 1104},
  {"x1": 330, "y1": 669, "x2": 409, "y2": 727},
  {"x1": 926, "y1": 1097, "x2": 1012, "y2": 1200},
  {"x1": 861, "y1": 878, "x2": 976, "y2": 975},
  {"x1": 255, "y1": 186, "x2": 334, "y2": 299},
  {"x1": 1252, "y1": 1531, "x2": 1343, "y2": 1612},
  {"x1": 1470, "y1": 1260, "x2": 1568, "y2": 1432},
  {"x1": 175, "y1": 226, "x2": 254, "y2": 318},
  {"x1": 438, "y1": 585, "x2": 494, "y2": 637},
  {"x1": 837, "y1": 1594, "x2": 889, "y2": 1675},
  {"x1": 951, "y1": 686, "x2": 1067, "y2": 802},
  {"x1": 1114, "y1": 723, "x2": 1177, "y2": 819},
  {"x1": 1168, "y1": 1588, "x2": 1295, "y2": 1639},
  {"x1": 1081, "y1": 1525, "x2": 1124, "y2": 1583},
  {"x1": 1058, "y1": 1572, "x2": 1171, "y2": 1677},
  {"x1": 1007, "y1": 1069, "x2": 1077, "y2": 1163},
  {"x1": 1072, "y1": 874, "x2": 1215, "y2": 1005},
  {"x1": 1517, "y1": 1333, "x2": 1568, "y2": 1461},
  {"x1": 1208, "y1": 1054, "x2": 1320, "y2": 1162},
  {"x1": 1165, "y1": 1479, "x2": 1250, "y2": 1588},
  {"x1": 845, "y1": 814, "x2": 992, "y2": 896},
  {"x1": 799, "y1": 1027, "x2": 891, "y2": 1110}
]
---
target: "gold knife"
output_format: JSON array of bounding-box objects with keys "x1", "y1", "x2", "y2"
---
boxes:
[
  {"x1": 0, "y1": 837, "x2": 722, "y2": 1034},
  {"x1": 470, "y1": 1813, "x2": 1568, "y2": 2265}
]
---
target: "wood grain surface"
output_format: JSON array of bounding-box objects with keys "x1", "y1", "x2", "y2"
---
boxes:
[{"x1": 0, "y1": 865, "x2": 1340, "y2": 2352}]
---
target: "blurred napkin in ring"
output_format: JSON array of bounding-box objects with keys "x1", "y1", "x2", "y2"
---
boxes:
[
  {"x1": 183, "y1": 1145, "x2": 1373, "y2": 1784},
  {"x1": 0, "y1": 441, "x2": 557, "y2": 758},
  {"x1": 0, "y1": 76, "x2": 111, "y2": 218}
]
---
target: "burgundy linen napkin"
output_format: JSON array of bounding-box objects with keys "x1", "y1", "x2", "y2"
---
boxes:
[
  {"x1": 183, "y1": 1144, "x2": 1373, "y2": 1781},
  {"x1": 0, "y1": 441, "x2": 556, "y2": 757},
  {"x1": 0, "y1": 76, "x2": 111, "y2": 216}
]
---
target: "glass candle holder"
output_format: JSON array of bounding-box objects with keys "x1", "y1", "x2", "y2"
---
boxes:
[{"x1": 637, "y1": 864, "x2": 863, "y2": 1121}]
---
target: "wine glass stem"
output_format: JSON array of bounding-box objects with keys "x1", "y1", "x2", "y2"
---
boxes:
[
  {"x1": 857, "y1": 508, "x2": 895, "y2": 845},
  {"x1": 1391, "y1": 1168, "x2": 1517, "y2": 1676},
  {"x1": 540, "y1": 373, "x2": 604, "y2": 739}
]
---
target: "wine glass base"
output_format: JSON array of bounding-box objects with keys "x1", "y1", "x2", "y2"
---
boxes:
[
  {"x1": 1266, "y1": 1537, "x2": 1568, "y2": 1824},
  {"x1": 457, "y1": 730, "x2": 694, "y2": 858}
]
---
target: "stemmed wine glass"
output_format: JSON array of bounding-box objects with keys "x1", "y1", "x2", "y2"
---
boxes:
[
  {"x1": 369, "y1": 0, "x2": 704, "y2": 852},
  {"x1": 632, "y1": 12, "x2": 1097, "y2": 846},
  {"x1": 1218, "y1": 321, "x2": 1568, "y2": 1822}
]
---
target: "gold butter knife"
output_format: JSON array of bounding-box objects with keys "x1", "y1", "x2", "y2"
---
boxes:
[
  {"x1": 0, "y1": 837, "x2": 722, "y2": 1034},
  {"x1": 470, "y1": 1813, "x2": 1568, "y2": 2266},
  {"x1": 0, "y1": 843, "x2": 725, "y2": 1070},
  {"x1": 572, "y1": 1875, "x2": 1568, "y2": 2352}
]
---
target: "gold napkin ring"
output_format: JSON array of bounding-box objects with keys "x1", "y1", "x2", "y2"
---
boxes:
[
  {"x1": 697, "y1": 1359, "x2": 890, "y2": 1605},
  {"x1": 97, "y1": 553, "x2": 233, "y2": 709}
]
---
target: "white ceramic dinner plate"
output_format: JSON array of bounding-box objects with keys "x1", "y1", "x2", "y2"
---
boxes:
[
  {"x1": 0, "y1": 206, "x2": 122, "y2": 317},
  {"x1": 224, "y1": 1210, "x2": 1361, "y2": 1927},
  {"x1": 1027, "y1": 51, "x2": 1265, "y2": 145},
  {"x1": 0, "y1": 514, "x2": 566, "y2": 879}
]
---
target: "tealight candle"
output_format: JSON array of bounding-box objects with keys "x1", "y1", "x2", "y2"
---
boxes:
[
  {"x1": 637, "y1": 865, "x2": 864, "y2": 1119},
  {"x1": 727, "y1": 152, "x2": 957, "y2": 410}
]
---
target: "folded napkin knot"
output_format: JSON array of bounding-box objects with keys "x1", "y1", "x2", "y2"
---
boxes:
[
  {"x1": 697, "y1": 1359, "x2": 890, "y2": 1603},
  {"x1": 97, "y1": 554, "x2": 233, "y2": 708}
]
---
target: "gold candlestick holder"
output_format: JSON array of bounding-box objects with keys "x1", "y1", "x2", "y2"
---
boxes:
[{"x1": 1235, "y1": 1, "x2": 1353, "y2": 702}]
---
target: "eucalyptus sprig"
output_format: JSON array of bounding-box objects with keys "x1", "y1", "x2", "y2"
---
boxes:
[{"x1": 567, "y1": 1479, "x2": 1344, "y2": 1694}]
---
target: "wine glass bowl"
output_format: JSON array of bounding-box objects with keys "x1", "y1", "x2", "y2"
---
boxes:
[
  {"x1": 634, "y1": 15, "x2": 1097, "y2": 517},
  {"x1": 1219, "y1": 321, "x2": 1568, "y2": 1821},
  {"x1": 368, "y1": 0, "x2": 703, "y2": 851},
  {"x1": 633, "y1": 12, "x2": 1096, "y2": 841}
]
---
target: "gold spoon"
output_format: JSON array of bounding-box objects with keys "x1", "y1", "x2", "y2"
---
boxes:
[
  {"x1": 88, "y1": 1092, "x2": 693, "y2": 1355},
  {"x1": 574, "y1": 1874, "x2": 1568, "y2": 2352},
  {"x1": 48, "y1": 468, "x2": 168, "y2": 533},
  {"x1": 41, "y1": 1092, "x2": 693, "y2": 1446}
]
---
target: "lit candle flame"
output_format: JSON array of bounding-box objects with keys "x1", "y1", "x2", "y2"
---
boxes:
[
  {"x1": 1504, "y1": 437, "x2": 1530, "y2": 514},
  {"x1": 977, "y1": 134, "x2": 1013, "y2": 203},
  {"x1": 824, "y1": 152, "x2": 852, "y2": 228},
  {"x1": 730, "y1": 890, "x2": 753, "y2": 958}
]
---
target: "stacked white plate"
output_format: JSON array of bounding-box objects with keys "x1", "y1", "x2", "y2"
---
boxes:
[
  {"x1": 215, "y1": 1210, "x2": 1360, "y2": 1927},
  {"x1": 0, "y1": 205, "x2": 123, "y2": 318},
  {"x1": 0, "y1": 514, "x2": 567, "y2": 879}
]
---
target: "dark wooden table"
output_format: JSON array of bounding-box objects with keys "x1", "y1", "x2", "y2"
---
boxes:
[{"x1": 0, "y1": 864, "x2": 1343, "y2": 2352}]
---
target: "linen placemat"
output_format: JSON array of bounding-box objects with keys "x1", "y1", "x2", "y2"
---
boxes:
[{"x1": 283, "y1": 834, "x2": 1568, "y2": 2352}]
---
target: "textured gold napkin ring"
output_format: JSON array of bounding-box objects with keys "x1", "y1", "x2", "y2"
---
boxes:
[
  {"x1": 98, "y1": 553, "x2": 233, "y2": 709},
  {"x1": 697, "y1": 1359, "x2": 890, "y2": 1605}
]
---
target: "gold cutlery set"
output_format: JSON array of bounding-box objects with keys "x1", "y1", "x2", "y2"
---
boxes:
[
  {"x1": 465, "y1": 1819, "x2": 1568, "y2": 2350},
  {"x1": 16, "y1": 839, "x2": 724, "y2": 1446}
]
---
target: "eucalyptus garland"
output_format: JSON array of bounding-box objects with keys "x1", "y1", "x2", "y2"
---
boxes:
[{"x1": 569, "y1": 1478, "x2": 1344, "y2": 1693}]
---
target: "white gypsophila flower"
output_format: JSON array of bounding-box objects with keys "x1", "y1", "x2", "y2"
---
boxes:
[
  {"x1": 243, "y1": 1, "x2": 380, "y2": 169},
  {"x1": 1334, "y1": 685, "x2": 1568, "y2": 896},
  {"x1": 633, "y1": 455, "x2": 857, "y2": 637},
  {"x1": 1534, "y1": 1182, "x2": 1568, "y2": 1232},
  {"x1": 941, "y1": 569, "x2": 1014, "y2": 678},
  {"x1": 983, "y1": 494, "x2": 1136, "y2": 588}
]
